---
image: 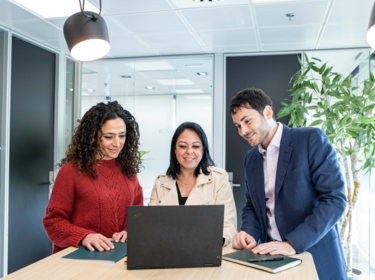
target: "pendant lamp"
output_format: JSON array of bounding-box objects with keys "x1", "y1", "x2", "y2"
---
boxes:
[
  {"x1": 64, "y1": 0, "x2": 110, "y2": 61},
  {"x1": 367, "y1": 1, "x2": 375, "y2": 49}
]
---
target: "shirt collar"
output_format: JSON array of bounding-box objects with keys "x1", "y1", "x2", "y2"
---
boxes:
[{"x1": 258, "y1": 122, "x2": 283, "y2": 154}]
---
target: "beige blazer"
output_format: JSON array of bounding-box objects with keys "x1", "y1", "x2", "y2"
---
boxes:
[{"x1": 148, "y1": 166, "x2": 237, "y2": 246}]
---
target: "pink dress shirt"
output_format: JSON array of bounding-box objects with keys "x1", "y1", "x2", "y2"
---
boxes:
[{"x1": 258, "y1": 123, "x2": 283, "y2": 241}]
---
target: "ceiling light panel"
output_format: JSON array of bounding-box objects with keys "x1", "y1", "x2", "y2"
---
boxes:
[
  {"x1": 184, "y1": 95, "x2": 212, "y2": 99},
  {"x1": 12, "y1": 0, "x2": 99, "y2": 19},
  {"x1": 125, "y1": 61, "x2": 175, "y2": 71},
  {"x1": 170, "y1": 0, "x2": 250, "y2": 9},
  {"x1": 157, "y1": 79, "x2": 194, "y2": 85},
  {"x1": 174, "y1": 89, "x2": 205, "y2": 94}
]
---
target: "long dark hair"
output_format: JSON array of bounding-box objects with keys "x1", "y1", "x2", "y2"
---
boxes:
[
  {"x1": 59, "y1": 101, "x2": 142, "y2": 179},
  {"x1": 166, "y1": 122, "x2": 215, "y2": 180}
]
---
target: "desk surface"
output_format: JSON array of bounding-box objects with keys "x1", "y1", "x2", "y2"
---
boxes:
[{"x1": 4, "y1": 246, "x2": 318, "y2": 280}]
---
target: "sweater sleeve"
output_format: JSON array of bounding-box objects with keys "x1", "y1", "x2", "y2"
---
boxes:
[
  {"x1": 43, "y1": 164, "x2": 95, "y2": 248},
  {"x1": 122, "y1": 175, "x2": 144, "y2": 232}
]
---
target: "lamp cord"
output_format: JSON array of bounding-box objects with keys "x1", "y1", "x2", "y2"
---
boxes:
[{"x1": 78, "y1": 0, "x2": 102, "y2": 20}]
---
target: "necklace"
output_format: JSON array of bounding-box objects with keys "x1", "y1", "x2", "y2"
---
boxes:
[{"x1": 177, "y1": 177, "x2": 194, "y2": 185}]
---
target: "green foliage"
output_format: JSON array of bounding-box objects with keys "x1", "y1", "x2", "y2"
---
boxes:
[
  {"x1": 139, "y1": 151, "x2": 150, "y2": 162},
  {"x1": 277, "y1": 56, "x2": 375, "y2": 174}
]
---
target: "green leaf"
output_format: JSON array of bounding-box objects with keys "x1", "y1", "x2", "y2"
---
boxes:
[
  {"x1": 306, "y1": 106, "x2": 318, "y2": 110},
  {"x1": 369, "y1": 89, "x2": 375, "y2": 101},
  {"x1": 359, "y1": 117, "x2": 375, "y2": 124},
  {"x1": 277, "y1": 109, "x2": 290, "y2": 119},
  {"x1": 297, "y1": 55, "x2": 303, "y2": 66},
  {"x1": 310, "y1": 120, "x2": 323, "y2": 126},
  {"x1": 311, "y1": 66, "x2": 320, "y2": 73},
  {"x1": 332, "y1": 75, "x2": 341, "y2": 85},
  {"x1": 346, "y1": 126, "x2": 365, "y2": 132},
  {"x1": 363, "y1": 103, "x2": 375, "y2": 112},
  {"x1": 311, "y1": 57, "x2": 322, "y2": 62},
  {"x1": 304, "y1": 53, "x2": 309, "y2": 64},
  {"x1": 319, "y1": 63, "x2": 327, "y2": 74},
  {"x1": 328, "y1": 133, "x2": 337, "y2": 138}
]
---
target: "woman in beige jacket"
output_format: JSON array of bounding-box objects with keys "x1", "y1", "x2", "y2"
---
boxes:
[{"x1": 149, "y1": 122, "x2": 237, "y2": 246}]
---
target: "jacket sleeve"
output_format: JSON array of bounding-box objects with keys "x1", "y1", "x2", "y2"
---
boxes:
[
  {"x1": 241, "y1": 152, "x2": 262, "y2": 242},
  {"x1": 42, "y1": 165, "x2": 95, "y2": 249},
  {"x1": 215, "y1": 172, "x2": 237, "y2": 246},
  {"x1": 148, "y1": 178, "x2": 159, "y2": 206},
  {"x1": 285, "y1": 128, "x2": 347, "y2": 253}
]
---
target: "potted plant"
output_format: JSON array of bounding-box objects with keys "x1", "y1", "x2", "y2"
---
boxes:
[{"x1": 277, "y1": 54, "x2": 375, "y2": 278}]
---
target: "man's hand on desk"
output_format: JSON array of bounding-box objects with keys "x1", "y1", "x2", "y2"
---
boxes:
[
  {"x1": 81, "y1": 233, "x2": 114, "y2": 252},
  {"x1": 112, "y1": 231, "x2": 127, "y2": 243},
  {"x1": 252, "y1": 241, "x2": 296, "y2": 256},
  {"x1": 232, "y1": 231, "x2": 257, "y2": 250}
]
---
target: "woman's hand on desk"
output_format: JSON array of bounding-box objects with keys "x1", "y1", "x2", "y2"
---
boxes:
[
  {"x1": 112, "y1": 231, "x2": 127, "y2": 243},
  {"x1": 81, "y1": 233, "x2": 114, "y2": 252},
  {"x1": 232, "y1": 231, "x2": 257, "y2": 250}
]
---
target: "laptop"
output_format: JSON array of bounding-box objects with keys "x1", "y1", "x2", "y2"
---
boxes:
[{"x1": 127, "y1": 205, "x2": 224, "y2": 270}]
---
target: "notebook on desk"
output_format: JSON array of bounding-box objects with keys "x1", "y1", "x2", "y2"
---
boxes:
[
  {"x1": 223, "y1": 249, "x2": 302, "y2": 274},
  {"x1": 126, "y1": 205, "x2": 224, "y2": 270},
  {"x1": 62, "y1": 241, "x2": 127, "y2": 263}
]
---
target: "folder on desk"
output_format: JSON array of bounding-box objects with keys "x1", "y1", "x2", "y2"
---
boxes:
[
  {"x1": 222, "y1": 249, "x2": 302, "y2": 274},
  {"x1": 62, "y1": 241, "x2": 127, "y2": 263}
]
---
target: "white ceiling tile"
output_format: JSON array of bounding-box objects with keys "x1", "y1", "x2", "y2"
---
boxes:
[
  {"x1": 320, "y1": 21, "x2": 368, "y2": 42},
  {"x1": 0, "y1": 0, "x2": 41, "y2": 23},
  {"x1": 259, "y1": 25, "x2": 321, "y2": 44},
  {"x1": 170, "y1": 0, "x2": 250, "y2": 9},
  {"x1": 137, "y1": 32, "x2": 204, "y2": 52},
  {"x1": 196, "y1": 28, "x2": 257, "y2": 46},
  {"x1": 255, "y1": 0, "x2": 329, "y2": 27},
  {"x1": 181, "y1": 6, "x2": 253, "y2": 31},
  {"x1": 207, "y1": 44, "x2": 259, "y2": 53},
  {"x1": 112, "y1": 11, "x2": 188, "y2": 34},
  {"x1": 261, "y1": 42, "x2": 314, "y2": 52},
  {"x1": 108, "y1": 49, "x2": 156, "y2": 58},
  {"x1": 102, "y1": 0, "x2": 173, "y2": 15},
  {"x1": 109, "y1": 35, "x2": 150, "y2": 51},
  {"x1": 318, "y1": 39, "x2": 370, "y2": 49},
  {"x1": 11, "y1": 20, "x2": 64, "y2": 41},
  {"x1": 43, "y1": 39, "x2": 70, "y2": 53},
  {"x1": 328, "y1": 0, "x2": 374, "y2": 24},
  {"x1": 157, "y1": 48, "x2": 206, "y2": 55}
]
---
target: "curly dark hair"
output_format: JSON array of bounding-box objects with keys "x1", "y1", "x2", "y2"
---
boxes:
[{"x1": 58, "y1": 101, "x2": 142, "y2": 179}]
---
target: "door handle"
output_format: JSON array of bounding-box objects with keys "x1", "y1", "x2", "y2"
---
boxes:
[{"x1": 227, "y1": 172, "x2": 241, "y2": 189}]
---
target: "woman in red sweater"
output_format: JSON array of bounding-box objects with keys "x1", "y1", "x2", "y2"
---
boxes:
[{"x1": 43, "y1": 101, "x2": 144, "y2": 253}]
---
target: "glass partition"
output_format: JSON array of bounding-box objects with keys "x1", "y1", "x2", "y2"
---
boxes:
[
  {"x1": 80, "y1": 55, "x2": 214, "y2": 203},
  {"x1": 0, "y1": 30, "x2": 6, "y2": 277},
  {"x1": 65, "y1": 59, "x2": 75, "y2": 152}
]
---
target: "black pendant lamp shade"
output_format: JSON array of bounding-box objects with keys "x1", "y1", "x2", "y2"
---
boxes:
[
  {"x1": 64, "y1": 10, "x2": 110, "y2": 61},
  {"x1": 367, "y1": 1, "x2": 375, "y2": 49}
]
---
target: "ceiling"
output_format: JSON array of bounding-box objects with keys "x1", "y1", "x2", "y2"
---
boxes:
[{"x1": 0, "y1": 0, "x2": 373, "y2": 58}]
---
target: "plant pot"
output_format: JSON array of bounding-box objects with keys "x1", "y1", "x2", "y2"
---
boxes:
[{"x1": 347, "y1": 268, "x2": 363, "y2": 279}]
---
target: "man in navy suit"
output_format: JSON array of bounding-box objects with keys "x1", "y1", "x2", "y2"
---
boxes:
[{"x1": 230, "y1": 88, "x2": 347, "y2": 279}]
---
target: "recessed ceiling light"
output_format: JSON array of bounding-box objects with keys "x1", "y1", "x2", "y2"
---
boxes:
[
  {"x1": 145, "y1": 86, "x2": 154, "y2": 90},
  {"x1": 69, "y1": 88, "x2": 73, "y2": 91},
  {"x1": 174, "y1": 89, "x2": 205, "y2": 94},
  {"x1": 87, "y1": 89, "x2": 94, "y2": 92},
  {"x1": 185, "y1": 64, "x2": 203, "y2": 67},
  {"x1": 157, "y1": 79, "x2": 194, "y2": 85},
  {"x1": 197, "y1": 72, "x2": 208, "y2": 76},
  {"x1": 184, "y1": 95, "x2": 211, "y2": 100},
  {"x1": 121, "y1": 75, "x2": 132, "y2": 78},
  {"x1": 126, "y1": 61, "x2": 174, "y2": 72},
  {"x1": 11, "y1": 0, "x2": 99, "y2": 19},
  {"x1": 253, "y1": 0, "x2": 299, "y2": 2}
]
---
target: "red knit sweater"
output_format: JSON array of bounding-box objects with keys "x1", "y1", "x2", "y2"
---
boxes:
[{"x1": 43, "y1": 159, "x2": 144, "y2": 253}]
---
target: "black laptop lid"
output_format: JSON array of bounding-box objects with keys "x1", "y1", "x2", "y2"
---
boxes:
[{"x1": 127, "y1": 205, "x2": 224, "y2": 269}]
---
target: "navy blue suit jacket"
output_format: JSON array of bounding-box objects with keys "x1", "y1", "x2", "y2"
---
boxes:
[{"x1": 242, "y1": 124, "x2": 347, "y2": 280}]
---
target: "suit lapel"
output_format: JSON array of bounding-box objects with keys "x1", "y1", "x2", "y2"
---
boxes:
[
  {"x1": 247, "y1": 150, "x2": 267, "y2": 232},
  {"x1": 275, "y1": 124, "x2": 293, "y2": 203}
]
